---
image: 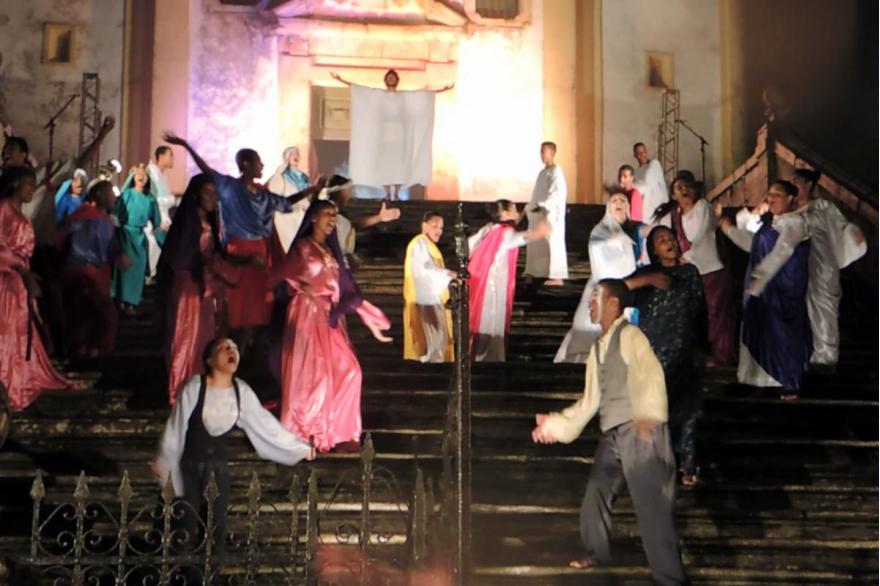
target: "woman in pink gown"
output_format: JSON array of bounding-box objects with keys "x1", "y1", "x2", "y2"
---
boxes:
[
  {"x1": 158, "y1": 174, "x2": 240, "y2": 405},
  {"x1": 272, "y1": 199, "x2": 391, "y2": 452},
  {"x1": 0, "y1": 167, "x2": 71, "y2": 411}
]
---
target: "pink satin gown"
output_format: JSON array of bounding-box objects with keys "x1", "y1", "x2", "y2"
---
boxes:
[
  {"x1": 166, "y1": 220, "x2": 237, "y2": 404},
  {"x1": 277, "y1": 238, "x2": 389, "y2": 452},
  {"x1": 0, "y1": 200, "x2": 70, "y2": 411}
]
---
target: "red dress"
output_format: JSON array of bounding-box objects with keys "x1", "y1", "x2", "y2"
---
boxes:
[
  {"x1": 275, "y1": 238, "x2": 389, "y2": 452},
  {"x1": 0, "y1": 200, "x2": 70, "y2": 411},
  {"x1": 165, "y1": 219, "x2": 237, "y2": 404}
]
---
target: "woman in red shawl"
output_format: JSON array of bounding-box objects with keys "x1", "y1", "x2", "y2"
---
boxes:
[
  {"x1": 467, "y1": 200, "x2": 548, "y2": 362},
  {"x1": 157, "y1": 174, "x2": 240, "y2": 405},
  {"x1": 0, "y1": 167, "x2": 73, "y2": 410}
]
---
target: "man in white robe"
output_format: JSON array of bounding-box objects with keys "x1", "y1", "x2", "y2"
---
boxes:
[
  {"x1": 633, "y1": 142, "x2": 669, "y2": 221},
  {"x1": 524, "y1": 141, "x2": 568, "y2": 286},
  {"x1": 146, "y1": 145, "x2": 175, "y2": 278},
  {"x1": 337, "y1": 69, "x2": 450, "y2": 200}
]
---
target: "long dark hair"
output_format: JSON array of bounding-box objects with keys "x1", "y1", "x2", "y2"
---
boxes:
[
  {"x1": 0, "y1": 165, "x2": 36, "y2": 200},
  {"x1": 487, "y1": 199, "x2": 515, "y2": 224},
  {"x1": 652, "y1": 175, "x2": 697, "y2": 222},
  {"x1": 289, "y1": 199, "x2": 364, "y2": 326},
  {"x1": 157, "y1": 174, "x2": 223, "y2": 292},
  {"x1": 794, "y1": 168, "x2": 821, "y2": 197},
  {"x1": 646, "y1": 225, "x2": 676, "y2": 266}
]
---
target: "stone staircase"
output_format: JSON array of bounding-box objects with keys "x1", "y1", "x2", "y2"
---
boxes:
[{"x1": 0, "y1": 200, "x2": 877, "y2": 584}]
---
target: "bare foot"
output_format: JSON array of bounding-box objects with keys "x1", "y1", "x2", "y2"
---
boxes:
[
  {"x1": 569, "y1": 559, "x2": 595, "y2": 569},
  {"x1": 544, "y1": 279, "x2": 564, "y2": 287},
  {"x1": 780, "y1": 392, "x2": 799, "y2": 401}
]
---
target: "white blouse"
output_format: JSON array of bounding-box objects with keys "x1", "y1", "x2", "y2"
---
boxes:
[{"x1": 156, "y1": 376, "x2": 311, "y2": 496}]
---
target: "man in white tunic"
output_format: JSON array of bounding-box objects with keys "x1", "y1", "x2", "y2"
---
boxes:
[
  {"x1": 145, "y1": 145, "x2": 176, "y2": 278},
  {"x1": 403, "y1": 212, "x2": 455, "y2": 363},
  {"x1": 524, "y1": 141, "x2": 568, "y2": 286},
  {"x1": 633, "y1": 142, "x2": 669, "y2": 221}
]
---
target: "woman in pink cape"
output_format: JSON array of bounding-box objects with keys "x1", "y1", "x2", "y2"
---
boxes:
[
  {"x1": 0, "y1": 167, "x2": 72, "y2": 411},
  {"x1": 468, "y1": 200, "x2": 548, "y2": 362},
  {"x1": 272, "y1": 199, "x2": 392, "y2": 452}
]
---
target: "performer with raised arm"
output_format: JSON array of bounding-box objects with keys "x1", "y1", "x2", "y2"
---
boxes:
[
  {"x1": 112, "y1": 164, "x2": 164, "y2": 316},
  {"x1": 468, "y1": 200, "x2": 549, "y2": 362},
  {"x1": 161, "y1": 132, "x2": 325, "y2": 353},
  {"x1": 332, "y1": 69, "x2": 453, "y2": 201},
  {"x1": 403, "y1": 211, "x2": 455, "y2": 363},
  {"x1": 523, "y1": 141, "x2": 568, "y2": 287},
  {"x1": 718, "y1": 180, "x2": 812, "y2": 400},
  {"x1": 532, "y1": 278, "x2": 687, "y2": 586},
  {"x1": 792, "y1": 168, "x2": 866, "y2": 368},
  {"x1": 555, "y1": 191, "x2": 655, "y2": 364}
]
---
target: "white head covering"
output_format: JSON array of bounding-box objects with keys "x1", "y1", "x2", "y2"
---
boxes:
[{"x1": 267, "y1": 146, "x2": 301, "y2": 194}]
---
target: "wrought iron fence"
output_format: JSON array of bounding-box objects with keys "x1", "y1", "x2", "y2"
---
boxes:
[
  {"x1": 24, "y1": 434, "x2": 433, "y2": 585},
  {"x1": 22, "y1": 204, "x2": 474, "y2": 585}
]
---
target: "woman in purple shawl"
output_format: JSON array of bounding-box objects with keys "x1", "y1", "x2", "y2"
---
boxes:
[
  {"x1": 157, "y1": 174, "x2": 240, "y2": 404},
  {"x1": 719, "y1": 180, "x2": 812, "y2": 400},
  {"x1": 271, "y1": 199, "x2": 391, "y2": 452}
]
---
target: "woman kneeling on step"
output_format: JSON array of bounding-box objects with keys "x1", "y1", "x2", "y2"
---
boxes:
[{"x1": 152, "y1": 337, "x2": 314, "y2": 552}]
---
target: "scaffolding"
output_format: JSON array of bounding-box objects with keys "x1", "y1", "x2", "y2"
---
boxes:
[
  {"x1": 657, "y1": 88, "x2": 680, "y2": 185},
  {"x1": 78, "y1": 73, "x2": 101, "y2": 174}
]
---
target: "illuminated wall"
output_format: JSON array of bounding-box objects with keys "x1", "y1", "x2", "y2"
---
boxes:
[{"x1": 171, "y1": 0, "x2": 550, "y2": 201}]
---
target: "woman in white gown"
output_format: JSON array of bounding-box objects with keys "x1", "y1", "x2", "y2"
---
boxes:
[
  {"x1": 266, "y1": 146, "x2": 312, "y2": 253},
  {"x1": 791, "y1": 169, "x2": 866, "y2": 367},
  {"x1": 554, "y1": 192, "x2": 645, "y2": 363}
]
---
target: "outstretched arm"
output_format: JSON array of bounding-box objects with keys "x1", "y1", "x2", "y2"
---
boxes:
[
  {"x1": 74, "y1": 116, "x2": 115, "y2": 170},
  {"x1": 421, "y1": 83, "x2": 455, "y2": 93},
  {"x1": 354, "y1": 201, "x2": 401, "y2": 231},
  {"x1": 286, "y1": 176, "x2": 327, "y2": 205},
  {"x1": 161, "y1": 131, "x2": 213, "y2": 176},
  {"x1": 330, "y1": 72, "x2": 353, "y2": 87}
]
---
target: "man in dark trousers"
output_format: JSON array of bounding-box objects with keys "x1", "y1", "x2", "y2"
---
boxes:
[{"x1": 532, "y1": 278, "x2": 687, "y2": 585}]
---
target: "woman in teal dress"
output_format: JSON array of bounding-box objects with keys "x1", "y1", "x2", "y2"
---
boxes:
[{"x1": 112, "y1": 164, "x2": 164, "y2": 315}]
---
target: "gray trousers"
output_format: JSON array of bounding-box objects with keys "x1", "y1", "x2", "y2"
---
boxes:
[{"x1": 580, "y1": 422, "x2": 686, "y2": 586}]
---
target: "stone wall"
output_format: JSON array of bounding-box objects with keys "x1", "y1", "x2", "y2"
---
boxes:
[
  {"x1": 601, "y1": 0, "x2": 723, "y2": 186},
  {"x1": 0, "y1": 0, "x2": 124, "y2": 165}
]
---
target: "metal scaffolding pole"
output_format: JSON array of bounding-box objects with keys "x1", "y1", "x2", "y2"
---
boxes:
[
  {"x1": 78, "y1": 73, "x2": 101, "y2": 175},
  {"x1": 658, "y1": 88, "x2": 680, "y2": 185}
]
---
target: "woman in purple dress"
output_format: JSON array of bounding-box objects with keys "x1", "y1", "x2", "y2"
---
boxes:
[{"x1": 718, "y1": 180, "x2": 811, "y2": 400}]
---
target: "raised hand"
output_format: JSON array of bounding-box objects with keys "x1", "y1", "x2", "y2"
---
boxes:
[
  {"x1": 378, "y1": 201, "x2": 401, "y2": 223},
  {"x1": 161, "y1": 131, "x2": 186, "y2": 147}
]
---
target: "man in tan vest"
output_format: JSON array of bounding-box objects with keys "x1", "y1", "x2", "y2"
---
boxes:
[{"x1": 532, "y1": 278, "x2": 687, "y2": 585}]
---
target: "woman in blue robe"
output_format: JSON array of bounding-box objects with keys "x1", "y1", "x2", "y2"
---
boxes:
[
  {"x1": 54, "y1": 168, "x2": 88, "y2": 225},
  {"x1": 112, "y1": 164, "x2": 164, "y2": 315},
  {"x1": 719, "y1": 180, "x2": 812, "y2": 400}
]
